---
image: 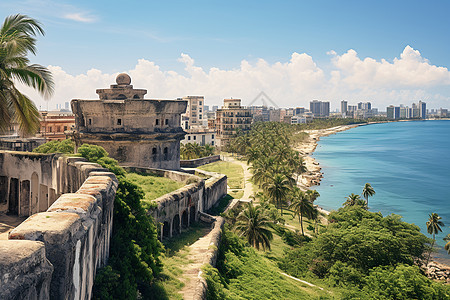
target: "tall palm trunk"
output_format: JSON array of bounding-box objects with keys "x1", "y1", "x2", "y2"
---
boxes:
[
  {"x1": 427, "y1": 233, "x2": 435, "y2": 266},
  {"x1": 299, "y1": 213, "x2": 304, "y2": 236}
]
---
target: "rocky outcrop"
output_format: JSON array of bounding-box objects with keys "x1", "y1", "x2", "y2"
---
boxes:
[{"x1": 424, "y1": 261, "x2": 450, "y2": 283}]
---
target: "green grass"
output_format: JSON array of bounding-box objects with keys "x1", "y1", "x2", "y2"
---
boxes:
[
  {"x1": 198, "y1": 161, "x2": 244, "y2": 190},
  {"x1": 208, "y1": 194, "x2": 234, "y2": 216},
  {"x1": 126, "y1": 172, "x2": 185, "y2": 203},
  {"x1": 163, "y1": 222, "x2": 211, "y2": 257},
  {"x1": 151, "y1": 222, "x2": 212, "y2": 299}
]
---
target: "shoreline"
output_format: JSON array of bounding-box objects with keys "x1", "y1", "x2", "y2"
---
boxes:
[{"x1": 294, "y1": 120, "x2": 450, "y2": 276}]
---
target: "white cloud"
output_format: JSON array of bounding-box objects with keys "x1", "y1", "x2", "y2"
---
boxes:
[
  {"x1": 64, "y1": 13, "x2": 97, "y2": 23},
  {"x1": 16, "y1": 46, "x2": 450, "y2": 111}
]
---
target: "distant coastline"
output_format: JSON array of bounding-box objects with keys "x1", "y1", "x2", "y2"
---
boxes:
[{"x1": 296, "y1": 119, "x2": 450, "y2": 269}]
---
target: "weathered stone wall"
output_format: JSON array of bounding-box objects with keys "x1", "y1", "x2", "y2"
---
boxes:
[
  {"x1": 123, "y1": 166, "x2": 227, "y2": 240},
  {"x1": 180, "y1": 155, "x2": 220, "y2": 168},
  {"x1": 195, "y1": 169, "x2": 227, "y2": 212},
  {"x1": 71, "y1": 96, "x2": 188, "y2": 170},
  {"x1": 0, "y1": 151, "x2": 118, "y2": 300}
]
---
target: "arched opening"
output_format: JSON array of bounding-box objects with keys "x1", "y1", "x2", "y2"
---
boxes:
[
  {"x1": 163, "y1": 147, "x2": 168, "y2": 160},
  {"x1": 133, "y1": 94, "x2": 140, "y2": 99},
  {"x1": 31, "y1": 172, "x2": 39, "y2": 214},
  {"x1": 19, "y1": 180, "x2": 30, "y2": 217},
  {"x1": 181, "y1": 210, "x2": 188, "y2": 229},
  {"x1": 115, "y1": 94, "x2": 127, "y2": 100},
  {"x1": 39, "y1": 184, "x2": 48, "y2": 212},
  {"x1": 172, "y1": 214, "x2": 180, "y2": 235},
  {"x1": 162, "y1": 221, "x2": 170, "y2": 238},
  {"x1": 152, "y1": 147, "x2": 157, "y2": 162},
  {"x1": 190, "y1": 205, "x2": 196, "y2": 224},
  {"x1": 8, "y1": 178, "x2": 19, "y2": 215}
]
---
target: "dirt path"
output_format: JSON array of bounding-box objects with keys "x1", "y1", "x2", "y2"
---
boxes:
[
  {"x1": 221, "y1": 155, "x2": 254, "y2": 200},
  {"x1": 280, "y1": 272, "x2": 324, "y2": 290},
  {"x1": 179, "y1": 217, "x2": 224, "y2": 300}
]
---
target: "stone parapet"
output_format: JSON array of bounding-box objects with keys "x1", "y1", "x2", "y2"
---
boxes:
[
  {"x1": 180, "y1": 155, "x2": 220, "y2": 168},
  {"x1": 1, "y1": 151, "x2": 118, "y2": 300}
]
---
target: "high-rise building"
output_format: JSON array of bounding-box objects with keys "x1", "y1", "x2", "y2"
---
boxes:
[
  {"x1": 310, "y1": 100, "x2": 330, "y2": 117},
  {"x1": 341, "y1": 100, "x2": 348, "y2": 116},
  {"x1": 215, "y1": 99, "x2": 252, "y2": 148},
  {"x1": 419, "y1": 101, "x2": 426, "y2": 119},
  {"x1": 294, "y1": 107, "x2": 305, "y2": 115},
  {"x1": 387, "y1": 106, "x2": 400, "y2": 120},
  {"x1": 181, "y1": 96, "x2": 206, "y2": 129}
]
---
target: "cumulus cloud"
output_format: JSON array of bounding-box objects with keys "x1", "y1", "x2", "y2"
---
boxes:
[{"x1": 17, "y1": 46, "x2": 450, "y2": 111}]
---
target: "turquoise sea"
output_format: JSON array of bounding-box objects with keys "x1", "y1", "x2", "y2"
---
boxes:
[{"x1": 312, "y1": 120, "x2": 450, "y2": 260}]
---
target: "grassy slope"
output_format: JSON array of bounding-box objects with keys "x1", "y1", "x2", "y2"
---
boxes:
[
  {"x1": 198, "y1": 161, "x2": 244, "y2": 190},
  {"x1": 198, "y1": 161, "x2": 244, "y2": 199},
  {"x1": 126, "y1": 172, "x2": 184, "y2": 203},
  {"x1": 212, "y1": 228, "x2": 335, "y2": 300}
]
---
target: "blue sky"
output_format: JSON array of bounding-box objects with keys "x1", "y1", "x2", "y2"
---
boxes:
[{"x1": 2, "y1": 0, "x2": 450, "y2": 109}]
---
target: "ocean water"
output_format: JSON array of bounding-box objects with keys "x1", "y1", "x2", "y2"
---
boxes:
[{"x1": 312, "y1": 120, "x2": 450, "y2": 253}]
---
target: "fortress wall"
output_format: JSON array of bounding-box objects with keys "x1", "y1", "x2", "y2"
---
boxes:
[
  {"x1": 0, "y1": 151, "x2": 118, "y2": 300},
  {"x1": 180, "y1": 155, "x2": 221, "y2": 168},
  {"x1": 194, "y1": 169, "x2": 228, "y2": 212},
  {"x1": 123, "y1": 167, "x2": 227, "y2": 240}
]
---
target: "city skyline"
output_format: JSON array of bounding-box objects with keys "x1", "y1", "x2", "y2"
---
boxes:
[{"x1": 1, "y1": 1, "x2": 450, "y2": 110}]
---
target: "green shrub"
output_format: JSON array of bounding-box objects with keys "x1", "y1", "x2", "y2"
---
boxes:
[
  {"x1": 77, "y1": 144, "x2": 108, "y2": 163},
  {"x1": 33, "y1": 139, "x2": 74, "y2": 154}
]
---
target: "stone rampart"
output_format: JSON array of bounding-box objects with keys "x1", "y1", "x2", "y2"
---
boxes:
[
  {"x1": 123, "y1": 166, "x2": 227, "y2": 240},
  {"x1": 180, "y1": 155, "x2": 220, "y2": 168},
  {"x1": 0, "y1": 151, "x2": 118, "y2": 300}
]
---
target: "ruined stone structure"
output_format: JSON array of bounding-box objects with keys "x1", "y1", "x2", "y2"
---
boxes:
[
  {"x1": 71, "y1": 74, "x2": 187, "y2": 170},
  {"x1": 123, "y1": 166, "x2": 227, "y2": 240},
  {"x1": 0, "y1": 151, "x2": 118, "y2": 299}
]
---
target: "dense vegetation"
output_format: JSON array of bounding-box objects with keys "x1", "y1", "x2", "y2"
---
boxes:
[
  {"x1": 180, "y1": 143, "x2": 215, "y2": 159},
  {"x1": 203, "y1": 226, "x2": 330, "y2": 300},
  {"x1": 34, "y1": 141, "x2": 164, "y2": 299}
]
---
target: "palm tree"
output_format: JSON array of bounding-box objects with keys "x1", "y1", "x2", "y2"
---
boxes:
[
  {"x1": 235, "y1": 203, "x2": 273, "y2": 251},
  {"x1": 343, "y1": 193, "x2": 362, "y2": 207},
  {"x1": 289, "y1": 188, "x2": 314, "y2": 236},
  {"x1": 362, "y1": 183, "x2": 375, "y2": 208},
  {"x1": 263, "y1": 173, "x2": 292, "y2": 214},
  {"x1": 306, "y1": 190, "x2": 320, "y2": 203},
  {"x1": 426, "y1": 213, "x2": 444, "y2": 265},
  {"x1": 0, "y1": 14, "x2": 54, "y2": 135},
  {"x1": 444, "y1": 234, "x2": 450, "y2": 254}
]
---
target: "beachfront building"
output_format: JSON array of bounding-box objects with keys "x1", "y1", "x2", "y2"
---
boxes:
[
  {"x1": 215, "y1": 98, "x2": 252, "y2": 148},
  {"x1": 71, "y1": 73, "x2": 187, "y2": 170},
  {"x1": 341, "y1": 100, "x2": 348, "y2": 117},
  {"x1": 310, "y1": 100, "x2": 330, "y2": 117},
  {"x1": 387, "y1": 106, "x2": 400, "y2": 120}
]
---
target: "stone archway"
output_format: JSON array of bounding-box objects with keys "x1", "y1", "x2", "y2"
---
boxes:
[
  {"x1": 190, "y1": 205, "x2": 196, "y2": 224},
  {"x1": 181, "y1": 210, "x2": 188, "y2": 229},
  {"x1": 31, "y1": 172, "x2": 39, "y2": 215},
  {"x1": 172, "y1": 214, "x2": 180, "y2": 235},
  {"x1": 163, "y1": 221, "x2": 170, "y2": 239}
]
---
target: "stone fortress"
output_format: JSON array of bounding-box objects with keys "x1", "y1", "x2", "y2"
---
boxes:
[
  {"x1": 71, "y1": 73, "x2": 187, "y2": 170},
  {"x1": 0, "y1": 74, "x2": 227, "y2": 299}
]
